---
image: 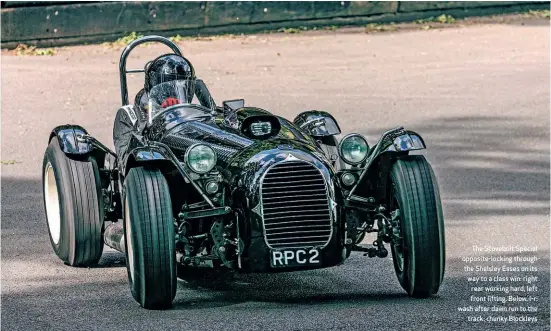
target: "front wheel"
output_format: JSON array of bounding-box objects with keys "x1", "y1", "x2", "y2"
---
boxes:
[
  {"x1": 389, "y1": 155, "x2": 445, "y2": 298},
  {"x1": 123, "y1": 167, "x2": 176, "y2": 309},
  {"x1": 42, "y1": 138, "x2": 104, "y2": 266}
]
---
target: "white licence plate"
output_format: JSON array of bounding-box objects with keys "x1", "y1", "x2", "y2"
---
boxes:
[{"x1": 270, "y1": 248, "x2": 321, "y2": 268}]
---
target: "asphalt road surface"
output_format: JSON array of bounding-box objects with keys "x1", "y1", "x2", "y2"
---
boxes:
[{"x1": 2, "y1": 19, "x2": 550, "y2": 331}]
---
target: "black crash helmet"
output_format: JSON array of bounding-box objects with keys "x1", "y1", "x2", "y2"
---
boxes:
[{"x1": 145, "y1": 54, "x2": 196, "y2": 105}]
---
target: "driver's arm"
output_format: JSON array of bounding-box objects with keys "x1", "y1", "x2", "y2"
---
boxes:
[{"x1": 113, "y1": 105, "x2": 141, "y2": 158}]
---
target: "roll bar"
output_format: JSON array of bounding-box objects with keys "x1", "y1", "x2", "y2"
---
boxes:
[{"x1": 119, "y1": 35, "x2": 183, "y2": 106}]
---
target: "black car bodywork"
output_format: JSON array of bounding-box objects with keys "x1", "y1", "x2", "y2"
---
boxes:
[{"x1": 43, "y1": 36, "x2": 445, "y2": 309}]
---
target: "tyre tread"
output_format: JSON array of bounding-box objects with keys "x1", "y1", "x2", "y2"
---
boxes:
[
  {"x1": 43, "y1": 138, "x2": 103, "y2": 267},
  {"x1": 390, "y1": 155, "x2": 444, "y2": 298},
  {"x1": 125, "y1": 167, "x2": 175, "y2": 309}
]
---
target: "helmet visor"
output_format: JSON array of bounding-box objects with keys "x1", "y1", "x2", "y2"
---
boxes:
[{"x1": 149, "y1": 80, "x2": 195, "y2": 117}]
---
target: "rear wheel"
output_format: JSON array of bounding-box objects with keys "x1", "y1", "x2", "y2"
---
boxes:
[
  {"x1": 389, "y1": 155, "x2": 445, "y2": 298},
  {"x1": 123, "y1": 167, "x2": 176, "y2": 309},
  {"x1": 42, "y1": 138, "x2": 104, "y2": 266}
]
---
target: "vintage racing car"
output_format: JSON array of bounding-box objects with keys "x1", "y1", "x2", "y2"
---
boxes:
[{"x1": 42, "y1": 36, "x2": 445, "y2": 309}]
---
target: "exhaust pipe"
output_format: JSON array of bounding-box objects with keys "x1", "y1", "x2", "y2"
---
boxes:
[{"x1": 104, "y1": 222, "x2": 125, "y2": 253}]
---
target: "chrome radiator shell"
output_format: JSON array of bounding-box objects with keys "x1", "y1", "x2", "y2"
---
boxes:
[{"x1": 259, "y1": 159, "x2": 333, "y2": 249}]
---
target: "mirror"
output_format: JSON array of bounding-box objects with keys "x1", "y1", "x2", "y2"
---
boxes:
[{"x1": 223, "y1": 99, "x2": 245, "y2": 112}]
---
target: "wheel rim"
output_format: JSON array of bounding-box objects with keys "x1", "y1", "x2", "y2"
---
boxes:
[
  {"x1": 390, "y1": 190, "x2": 405, "y2": 273},
  {"x1": 125, "y1": 197, "x2": 135, "y2": 283},
  {"x1": 44, "y1": 162, "x2": 61, "y2": 245}
]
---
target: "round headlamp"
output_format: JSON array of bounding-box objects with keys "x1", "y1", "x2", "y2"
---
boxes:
[
  {"x1": 338, "y1": 134, "x2": 369, "y2": 165},
  {"x1": 185, "y1": 144, "x2": 217, "y2": 174},
  {"x1": 341, "y1": 172, "x2": 357, "y2": 186},
  {"x1": 205, "y1": 180, "x2": 219, "y2": 194}
]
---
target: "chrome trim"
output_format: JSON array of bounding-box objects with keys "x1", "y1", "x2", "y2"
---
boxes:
[
  {"x1": 329, "y1": 197, "x2": 338, "y2": 212},
  {"x1": 259, "y1": 155, "x2": 334, "y2": 249},
  {"x1": 251, "y1": 203, "x2": 262, "y2": 217}
]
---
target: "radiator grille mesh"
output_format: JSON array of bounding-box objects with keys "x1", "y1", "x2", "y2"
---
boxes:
[{"x1": 261, "y1": 161, "x2": 332, "y2": 249}]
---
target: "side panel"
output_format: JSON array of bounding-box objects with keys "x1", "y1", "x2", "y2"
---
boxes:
[{"x1": 49, "y1": 125, "x2": 92, "y2": 155}]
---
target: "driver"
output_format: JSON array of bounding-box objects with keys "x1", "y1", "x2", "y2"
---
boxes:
[
  {"x1": 146, "y1": 54, "x2": 196, "y2": 112},
  {"x1": 113, "y1": 54, "x2": 196, "y2": 160}
]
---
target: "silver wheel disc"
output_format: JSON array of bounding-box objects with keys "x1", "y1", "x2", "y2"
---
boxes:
[
  {"x1": 125, "y1": 197, "x2": 135, "y2": 283},
  {"x1": 392, "y1": 212, "x2": 405, "y2": 273},
  {"x1": 44, "y1": 162, "x2": 61, "y2": 245},
  {"x1": 390, "y1": 187, "x2": 405, "y2": 273},
  {"x1": 394, "y1": 239, "x2": 405, "y2": 273}
]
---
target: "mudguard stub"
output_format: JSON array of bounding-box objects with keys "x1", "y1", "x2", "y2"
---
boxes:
[{"x1": 49, "y1": 125, "x2": 92, "y2": 155}]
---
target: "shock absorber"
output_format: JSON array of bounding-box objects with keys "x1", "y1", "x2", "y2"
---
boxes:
[
  {"x1": 350, "y1": 205, "x2": 389, "y2": 258},
  {"x1": 374, "y1": 205, "x2": 389, "y2": 257}
]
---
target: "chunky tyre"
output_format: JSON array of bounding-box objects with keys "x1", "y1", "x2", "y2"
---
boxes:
[
  {"x1": 123, "y1": 167, "x2": 176, "y2": 309},
  {"x1": 42, "y1": 137, "x2": 104, "y2": 266},
  {"x1": 389, "y1": 155, "x2": 445, "y2": 298}
]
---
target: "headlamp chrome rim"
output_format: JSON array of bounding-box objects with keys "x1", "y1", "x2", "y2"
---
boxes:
[
  {"x1": 338, "y1": 133, "x2": 369, "y2": 165},
  {"x1": 184, "y1": 143, "x2": 217, "y2": 174}
]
